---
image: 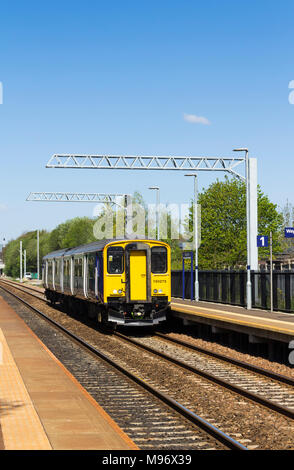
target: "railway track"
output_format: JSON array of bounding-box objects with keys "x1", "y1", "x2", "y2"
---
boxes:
[
  {"x1": 3, "y1": 279, "x2": 294, "y2": 417},
  {"x1": 115, "y1": 332, "x2": 294, "y2": 420},
  {"x1": 2, "y1": 279, "x2": 294, "y2": 449},
  {"x1": 0, "y1": 280, "x2": 246, "y2": 450},
  {"x1": 0, "y1": 279, "x2": 46, "y2": 298}
]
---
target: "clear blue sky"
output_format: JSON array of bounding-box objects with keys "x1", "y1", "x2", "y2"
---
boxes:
[{"x1": 0, "y1": 0, "x2": 293, "y2": 241}]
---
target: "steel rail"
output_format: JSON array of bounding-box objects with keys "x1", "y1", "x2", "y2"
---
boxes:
[
  {"x1": 0, "y1": 281, "x2": 247, "y2": 451},
  {"x1": 114, "y1": 331, "x2": 294, "y2": 420},
  {"x1": 155, "y1": 332, "x2": 294, "y2": 387},
  {"x1": 2, "y1": 280, "x2": 294, "y2": 387}
]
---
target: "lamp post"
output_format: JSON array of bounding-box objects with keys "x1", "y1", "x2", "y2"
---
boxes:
[
  {"x1": 184, "y1": 174, "x2": 199, "y2": 301},
  {"x1": 0, "y1": 238, "x2": 5, "y2": 276},
  {"x1": 1, "y1": 237, "x2": 5, "y2": 260},
  {"x1": 20, "y1": 241, "x2": 23, "y2": 283},
  {"x1": 24, "y1": 249, "x2": 26, "y2": 279},
  {"x1": 149, "y1": 186, "x2": 160, "y2": 240},
  {"x1": 233, "y1": 148, "x2": 251, "y2": 309},
  {"x1": 37, "y1": 230, "x2": 39, "y2": 280}
]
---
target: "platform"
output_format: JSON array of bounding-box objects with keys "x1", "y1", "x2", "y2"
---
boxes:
[
  {"x1": 0, "y1": 295, "x2": 138, "y2": 450},
  {"x1": 171, "y1": 298, "x2": 294, "y2": 343}
]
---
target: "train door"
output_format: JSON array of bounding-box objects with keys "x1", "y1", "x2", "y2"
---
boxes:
[
  {"x1": 129, "y1": 251, "x2": 147, "y2": 301},
  {"x1": 86, "y1": 253, "x2": 96, "y2": 300},
  {"x1": 42, "y1": 263, "x2": 45, "y2": 286},
  {"x1": 70, "y1": 257, "x2": 74, "y2": 295},
  {"x1": 96, "y1": 252, "x2": 103, "y2": 301},
  {"x1": 45, "y1": 260, "x2": 48, "y2": 288},
  {"x1": 52, "y1": 259, "x2": 55, "y2": 290},
  {"x1": 60, "y1": 258, "x2": 64, "y2": 293},
  {"x1": 47, "y1": 260, "x2": 53, "y2": 289},
  {"x1": 125, "y1": 242, "x2": 151, "y2": 302}
]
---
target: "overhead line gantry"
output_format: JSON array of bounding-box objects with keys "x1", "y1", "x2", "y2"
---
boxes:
[{"x1": 45, "y1": 151, "x2": 258, "y2": 310}]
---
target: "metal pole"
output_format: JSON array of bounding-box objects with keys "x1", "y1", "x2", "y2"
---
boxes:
[
  {"x1": 1, "y1": 238, "x2": 5, "y2": 267},
  {"x1": 20, "y1": 241, "x2": 23, "y2": 282},
  {"x1": 191, "y1": 251, "x2": 194, "y2": 301},
  {"x1": 182, "y1": 255, "x2": 185, "y2": 300},
  {"x1": 37, "y1": 230, "x2": 40, "y2": 280},
  {"x1": 125, "y1": 194, "x2": 133, "y2": 239},
  {"x1": 245, "y1": 150, "x2": 252, "y2": 309},
  {"x1": 156, "y1": 188, "x2": 160, "y2": 240},
  {"x1": 24, "y1": 249, "x2": 26, "y2": 279},
  {"x1": 194, "y1": 175, "x2": 199, "y2": 301},
  {"x1": 270, "y1": 231, "x2": 273, "y2": 312},
  {"x1": 149, "y1": 187, "x2": 160, "y2": 240}
]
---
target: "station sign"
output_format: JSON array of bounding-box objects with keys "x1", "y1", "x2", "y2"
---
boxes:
[
  {"x1": 285, "y1": 227, "x2": 294, "y2": 238},
  {"x1": 257, "y1": 235, "x2": 269, "y2": 248},
  {"x1": 182, "y1": 251, "x2": 193, "y2": 259}
]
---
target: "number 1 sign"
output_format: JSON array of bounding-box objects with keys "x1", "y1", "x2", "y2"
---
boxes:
[{"x1": 257, "y1": 235, "x2": 269, "y2": 248}]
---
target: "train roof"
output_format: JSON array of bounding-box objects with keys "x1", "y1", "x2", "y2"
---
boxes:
[
  {"x1": 43, "y1": 240, "x2": 113, "y2": 260},
  {"x1": 42, "y1": 238, "x2": 168, "y2": 260}
]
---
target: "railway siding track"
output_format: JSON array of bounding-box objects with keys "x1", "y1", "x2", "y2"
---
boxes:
[{"x1": 0, "y1": 281, "x2": 245, "y2": 450}]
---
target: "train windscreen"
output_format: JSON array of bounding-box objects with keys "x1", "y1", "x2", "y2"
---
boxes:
[
  {"x1": 151, "y1": 247, "x2": 167, "y2": 273},
  {"x1": 107, "y1": 247, "x2": 124, "y2": 274}
]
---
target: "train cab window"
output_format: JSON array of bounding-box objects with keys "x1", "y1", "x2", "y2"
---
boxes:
[
  {"x1": 151, "y1": 247, "x2": 167, "y2": 273},
  {"x1": 107, "y1": 247, "x2": 124, "y2": 274}
]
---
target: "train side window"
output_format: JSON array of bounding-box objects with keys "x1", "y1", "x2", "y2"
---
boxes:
[
  {"x1": 88, "y1": 253, "x2": 95, "y2": 291},
  {"x1": 151, "y1": 247, "x2": 167, "y2": 273},
  {"x1": 107, "y1": 247, "x2": 124, "y2": 274},
  {"x1": 55, "y1": 259, "x2": 60, "y2": 283},
  {"x1": 64, "y1": 259, "x2": 69, "y2": 287},
  {"x1": 74, "y1": 257, "x2": 83, "y2": 289}
]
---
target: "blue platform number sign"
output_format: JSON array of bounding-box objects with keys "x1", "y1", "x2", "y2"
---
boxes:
[
  {"x1": 285, "y1": 227, "x2": 294, "y2": 238},
  {"x1": 257, "y1": 235, "x2": 269, "y2": 248}
]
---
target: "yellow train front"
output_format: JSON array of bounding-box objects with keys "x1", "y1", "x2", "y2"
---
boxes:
[
  {"x1": 43, "y1": 239, "x2": 171, "y2": 327},
  {"x1": 105, "y1": 239, "x2": 170, "y2": 325}
]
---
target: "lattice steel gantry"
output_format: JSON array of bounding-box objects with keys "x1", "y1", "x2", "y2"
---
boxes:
[
  {"x1": 26, "y1": 192, "x2": 130, "y2": 205},
  {"x1": 45, "y1": 151, "x2": 258, "y2": 309},
  {"x1": 46, "y1": 154, "x2": 246, "y2": 180}
]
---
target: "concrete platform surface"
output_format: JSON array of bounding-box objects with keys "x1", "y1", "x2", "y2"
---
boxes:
[
  {"x1": 171, "y1": 298, "x2": 294, "y2": 343},
  {"x1": 0, "y1": 295, "x2": 138, "y2": 450}
]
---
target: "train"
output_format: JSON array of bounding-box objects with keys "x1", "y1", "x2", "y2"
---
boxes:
[{"x1": 43, "y1": 238, "x2": 171, "y2": 327}]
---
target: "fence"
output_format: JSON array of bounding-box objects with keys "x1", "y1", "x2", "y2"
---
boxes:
[{"x1": 171, "y1": 270, "x2": 294, "y2": 313}]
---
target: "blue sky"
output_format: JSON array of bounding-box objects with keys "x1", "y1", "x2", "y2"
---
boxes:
[{"x1": 0, "y1": 0, "x2": 294, "y2": 241}]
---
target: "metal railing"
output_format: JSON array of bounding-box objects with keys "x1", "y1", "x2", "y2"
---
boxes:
[{"x1": 172, "y1": 270, "x2": 294, "y2": 313}]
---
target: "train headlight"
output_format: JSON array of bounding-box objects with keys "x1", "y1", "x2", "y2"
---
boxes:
[
  {"x1": 113, "y1": 289, "x2": 117, "y2": 294},
  {"x1": 118, "y1": 289, "x2": 122, "y2": 294},
  {"x1": 153, "y1": 289, "x2": 157, "y2": 293},
  {"x1": 158, "y1": 289, "x2": 163, "y2": 293}
]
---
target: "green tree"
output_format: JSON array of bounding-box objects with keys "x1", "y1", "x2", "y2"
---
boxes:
[
  {"x1": 48, "y1": 217, "x2": 96, "y2": 251},
  {"x1": 279, "y1": 200, "x2": 294, "y2": 255},
  {"x1": 4, "y1": 230, "x2": 50, "y2": 278},
  {"x1": 185, "y1": 176, "x2": 283, "y2": 269}
]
